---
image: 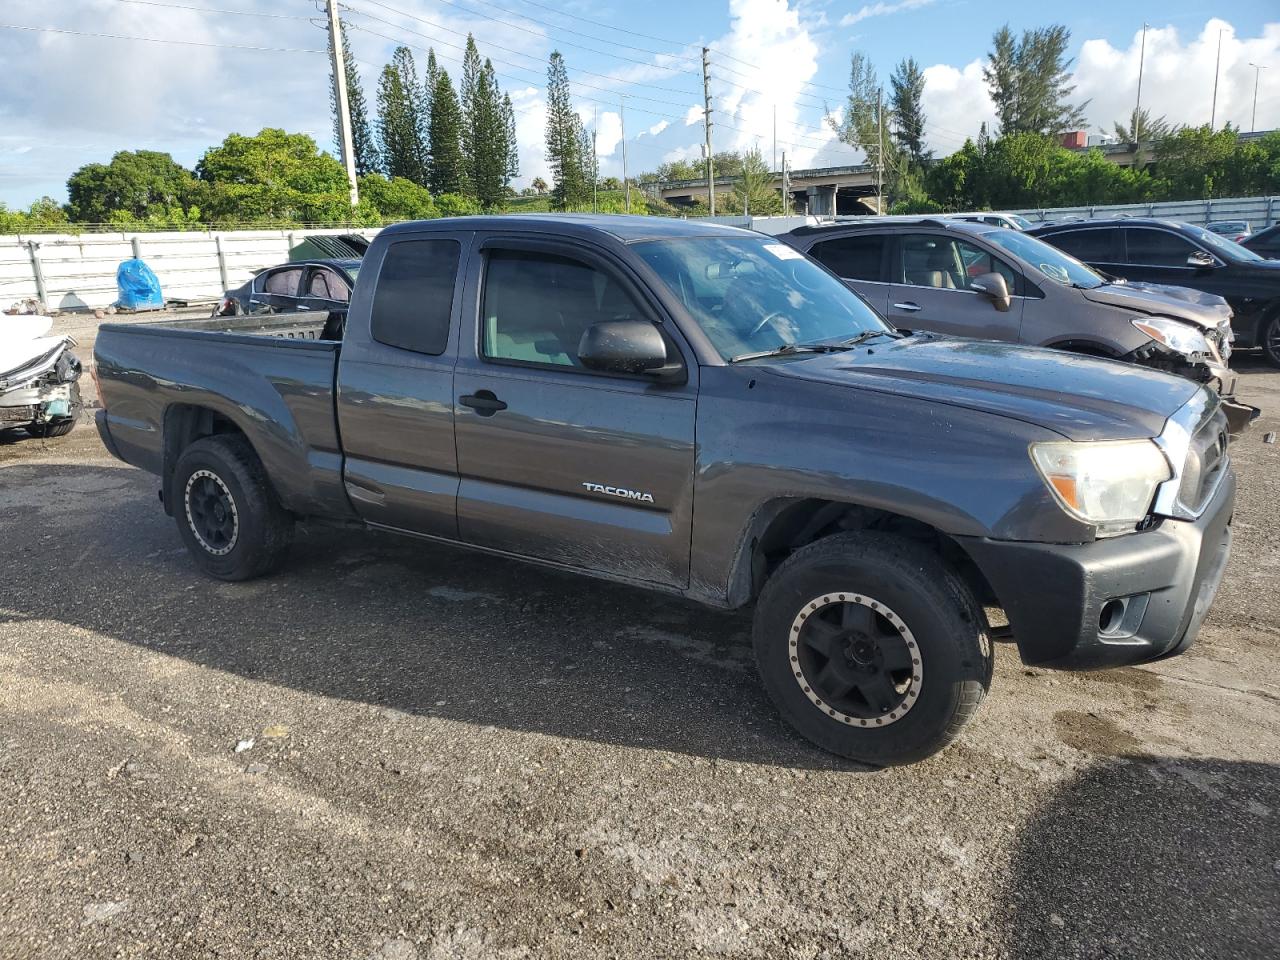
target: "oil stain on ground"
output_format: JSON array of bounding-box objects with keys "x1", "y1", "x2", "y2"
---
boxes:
[{"x1": 1052, "y1": 710, "x2": 1144, "y2": 756}]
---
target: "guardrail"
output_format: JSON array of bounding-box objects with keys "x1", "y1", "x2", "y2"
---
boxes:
[
  {"x1": 1010, "y1": 196, "x2": 1280, "y2": 227},
  {"x1": 0, "y1": 227, "x2": 378, "y2": 313}
]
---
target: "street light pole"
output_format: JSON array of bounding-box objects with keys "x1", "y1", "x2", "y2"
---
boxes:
[
  {"x1": 1134, "y1": 22, "x2": 1148, "y2": 136},
  {"x1": 1210, "y1": 27, "x2": 1224, "y2": 130},
  {"x1": 1249, "y1": 62, "x2": 1268, "y2": 133}
]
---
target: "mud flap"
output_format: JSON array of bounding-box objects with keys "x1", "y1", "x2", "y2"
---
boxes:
[{"x1": 1221, "y1": 398, "x2": 1261, "y2": 438}]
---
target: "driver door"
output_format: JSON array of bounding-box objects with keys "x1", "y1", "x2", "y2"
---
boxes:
[{"x1": 452, "y1": 237, "x2": 698, "y2": 588}]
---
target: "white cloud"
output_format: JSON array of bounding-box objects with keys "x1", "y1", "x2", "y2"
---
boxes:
[
  {"x1": 840, "y1": 0, "x2": 937, "y2": 28},
  {"x1": 594, "y1": 111, "x2": 623, "y2": 158},
  {"x1": 1073, "y1": 19, "x2": 1280, "y2": 135},
  {"x1": 645, "y1": 120, "x2": 670, "y2": 137},
  {"x1": 683, "y1": 105, "x2": 703, "y2": 127},
  {"x1": 910, "y1": 18, "x2": 1280, "y2": 156},
  {"x1": 920, "y1": 59, "x2": 996, "y2": 152}
]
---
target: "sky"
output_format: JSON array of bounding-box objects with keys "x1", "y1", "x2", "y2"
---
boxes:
[{"x1": 1, "y1": 0, "x2": 1278, "y2": 207}]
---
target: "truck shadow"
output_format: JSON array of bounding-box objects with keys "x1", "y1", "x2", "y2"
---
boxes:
[
  {"x1": 2, "y1": 462, "x2": 860, "y2": 771},
  {"x1": 1006, "y1": 756, "x2": 1280, "y2": 959}
]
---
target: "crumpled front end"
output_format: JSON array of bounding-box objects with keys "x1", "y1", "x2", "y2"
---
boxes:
[{"x1": 0, "y1": 337, "x2": 84, "y2": 433}]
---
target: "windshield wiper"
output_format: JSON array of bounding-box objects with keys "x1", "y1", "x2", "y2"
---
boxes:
[
  {"x1": 840, "y1": 329, "x2": 901, "y2": 347},
  {"x1": 728, "y1": 343, "x2": 852, "y2": 363}
]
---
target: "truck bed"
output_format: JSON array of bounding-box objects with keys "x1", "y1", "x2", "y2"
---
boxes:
[{"x1": 93, "y1": 317, "x2": 349, "y2": 520}]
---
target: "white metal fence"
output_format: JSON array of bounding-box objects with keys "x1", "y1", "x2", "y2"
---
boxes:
[
  {"x1": 0, "y1": 228, "x2": 378, "y2": 313},
  {"x1": 1011, "y1": 195, "x2": 1280, "y2": 227}
]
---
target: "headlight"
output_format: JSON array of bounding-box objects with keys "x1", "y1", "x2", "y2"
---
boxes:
[
  {"x1": 1132, "y1": 317, "x2": 1210, "y2": 358},
  {"x1": 1030, "y1": 440, "x2": 1171, "y2": 534}
]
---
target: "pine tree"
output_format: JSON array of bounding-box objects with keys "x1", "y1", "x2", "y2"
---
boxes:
[
  {"x1": 889, "y1": 58, "x2": 928, "y2": 165},
  {"x1": 460, "y1": 35, "x2": 482, "y2": 196},
  {"x1": 545, "y1": 51, "x2": 589, "y2": 209},
  {"x1": 376, "y1": 47, "x2": 428, "y2": 185},
  {"x1": 469, "y1": 59, "x2": 512, "y2": 209},
  {"x1": 984, "y1": 24, "x2": 1088, "y2": 136},
  {"x1": 330, "y1": 23, "x2": 379, "y2": 176},
  {"x1": 429, "y1": 69, "x2": 468, "y2": 196},
  {"x1": 502, "y1": 93, "x2": 520, "y2": 180}
]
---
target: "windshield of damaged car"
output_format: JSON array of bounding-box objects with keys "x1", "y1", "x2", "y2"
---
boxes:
[
  {"x1": 982, "y1": 228, "x2": 1106, "y2": 289},
  {"x1": 635, "y1": 236, "x2": 890, "y2": 360}
]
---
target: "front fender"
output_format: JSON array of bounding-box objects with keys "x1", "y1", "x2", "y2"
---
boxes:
[{"x1": 688, "y1": 366, "x2": 1092, "y2": 606}]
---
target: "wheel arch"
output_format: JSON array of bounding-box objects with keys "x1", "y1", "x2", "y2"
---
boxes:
[
  {"x1": 1042, "y1": 337, "x2": 1124, "y2": 358},
  {"x1": 723, "y1": 496, "x2": 1002, "y2": 614},
  {"x1": 161, "y1": 404, "x2": 273, "y2": 516}
]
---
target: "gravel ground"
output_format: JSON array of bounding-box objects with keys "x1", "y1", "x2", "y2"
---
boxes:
[{"x1": 1, "y1": 332, "x2": 1278, "y2": 960}]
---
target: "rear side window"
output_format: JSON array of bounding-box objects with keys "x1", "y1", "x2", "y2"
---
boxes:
[
  {"x1": 370, "y1": 240, "x2": 461, "y2": 356},
  {"x1": 262, "y1": 268, "x2": 303, "y2": 295},
  {"x1": 807, "y1": 234, "x2": 885, "y2": 281},
  {"x1": 1124, "y1": 228, "x2": 1196, "y2": 267},
  {"x1": 1045, "y1": 228, "x2": 1116, "y2": 262}
]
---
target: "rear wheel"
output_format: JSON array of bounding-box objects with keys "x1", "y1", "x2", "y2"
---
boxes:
[
  {"x1": 1261, "y1": 311, "x2": 1280, "y2": 368},
  {"x1": 753, "y1": 532, "x2": 993, "y2": 766},
  {"x1": 171, "y1": 435, "x2": 293, "y2": 580}
]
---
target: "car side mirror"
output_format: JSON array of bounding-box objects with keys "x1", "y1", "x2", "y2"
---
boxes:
[
  {"x1": 578, "y1": 319, "x2": 676, "y2": 378},
  {"x1": 969, "y1": 272, "x2": 1012, "y2": 312},
  {"x1": 1187, "y1": 250, "x2": 1217, "y2": 269}
]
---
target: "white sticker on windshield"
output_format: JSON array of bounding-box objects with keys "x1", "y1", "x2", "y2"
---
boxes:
[{"x1": 763, "y1": 243, "x2": 805, "y2": 261}]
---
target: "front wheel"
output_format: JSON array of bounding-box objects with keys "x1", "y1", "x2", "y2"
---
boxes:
[
  {"x1": 171, "y1": 435, "x2": 294, "y2": 581},
  {"x1": 1261, "y1": 312, "x2": 1280, "y2": 368},
  {"x1": 753, "y1": 532, "x2": 993, "y2": 766}
]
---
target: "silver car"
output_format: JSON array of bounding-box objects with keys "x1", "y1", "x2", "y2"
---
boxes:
[{"x1": 781, "y1": 217, "x2": 1256, "y2": 433}]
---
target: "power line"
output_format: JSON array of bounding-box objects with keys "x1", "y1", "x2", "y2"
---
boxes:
[
  {"x1": 0, "y1": 21, "x2": 326, "y2": 53},
  {"x1": 105, "y1": 0, "x2": 319, "y2": 20}
]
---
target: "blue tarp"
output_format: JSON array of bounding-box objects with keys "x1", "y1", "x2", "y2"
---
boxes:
[{"x1": 115, "y1": 258, "x2": 164, "y2": 311}]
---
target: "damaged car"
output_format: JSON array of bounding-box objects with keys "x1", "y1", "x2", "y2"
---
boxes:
[
  {"x1": 781, "y1": 218, "x2": 1257, "y2": 434},
  {"x1": 0, "y1": 315, "x2": 83, "y2": 438}
]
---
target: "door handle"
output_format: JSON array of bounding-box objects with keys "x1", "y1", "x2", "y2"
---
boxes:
[
  {"x1": 459, "y1": 390, "x2": 507, "y2": 416},
  {"x1": 893, "y1": 302, "x2": 922, "y2": 312}
]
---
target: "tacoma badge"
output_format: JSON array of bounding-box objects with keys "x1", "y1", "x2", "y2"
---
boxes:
[{"x1": 582, "y1": 482, "x2": 655, "y2": 503}]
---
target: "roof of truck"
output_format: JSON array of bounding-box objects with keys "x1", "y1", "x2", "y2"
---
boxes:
[{"x1": 378, "y1": 214, "x2": 753, "y2": 243}]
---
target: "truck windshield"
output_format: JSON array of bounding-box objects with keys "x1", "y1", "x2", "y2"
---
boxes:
[
  {"x1": 982, "y1": 229, "x2": 1107, "y2": 289},
  {"x1": 635, "y1": 236, "x2": 891, "y2": 361}
]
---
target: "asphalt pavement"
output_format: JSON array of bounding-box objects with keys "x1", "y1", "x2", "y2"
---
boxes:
[{"x1": 1, "y1": 335, "x2": 1277, "y2": 960}]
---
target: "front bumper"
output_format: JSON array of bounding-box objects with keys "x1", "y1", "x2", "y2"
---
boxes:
[{"x1": 958, "y1": 469, "x2": 1235, "y2": 670}]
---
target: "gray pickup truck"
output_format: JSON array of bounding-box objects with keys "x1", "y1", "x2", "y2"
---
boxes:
[{"x1": 94, "y1": 215, "x2": 1235, "y2": 766}]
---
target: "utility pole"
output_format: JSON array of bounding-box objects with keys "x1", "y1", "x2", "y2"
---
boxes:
[
  {"x1": 1249, "y1": 62, "x2": 1268, "y2": 133},
  {"x1": 702, "y1": 46, "x2": 715, "y2": 217},
  {"x1": 592, "y1": 106, "x2": 598, "y2": 213},
  {"x1": 620, "y1": 96, "x2": 630, "y2": 214},
  {"x1": 1210, "y1": 27, "x2": 1224, "y2": 130},
  {"x1": 772, "y1": 104, "x2": 777, "y2": 173},
  {"x1": 326, "y1": 0, "x2": 359, "y2": 208},
  {"x1": 875, "y1": 87, "x2": 884, "y2": 215}
]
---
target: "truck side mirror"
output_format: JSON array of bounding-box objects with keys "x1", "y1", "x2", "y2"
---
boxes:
[
  {"x1": 578, "y1": 320, "x2": 672, "y2": 376},
  {"x1": 968, "y1": 272, "x2": 1012, "y2": 312}
]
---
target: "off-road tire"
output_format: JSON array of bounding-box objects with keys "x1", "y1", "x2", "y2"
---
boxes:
[
  {"x1": 753, "y1": 531, "x2": 994, "y2": 766},
  {"x1": 171, "y1": 435, "x2": 293, "y2": 581}
]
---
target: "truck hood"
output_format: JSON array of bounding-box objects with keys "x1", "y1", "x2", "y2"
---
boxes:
[
  {"x1": 763, "y1": 335, "x2": 1198, "y2": 441},
  {"x1": 1080, "y1": 282, "x2": 1230, "y2": 328}
]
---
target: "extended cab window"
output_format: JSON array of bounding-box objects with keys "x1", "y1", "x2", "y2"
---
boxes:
[
  {"x1": 482, "y1": 249, "x2": 647, "y2": 369},
  {"x1": 370, "y1": 239, "x2": 460, "y2": 356},
  {"x1": 807, "y1": 234, "x2": 885, "y2": 280},
  {"x1": 898, "y1": 235, "x2": 1016, "y2": 292},
  {"x1": 1124, "y1": 228, "x2": 1196, "y2": 267}
]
